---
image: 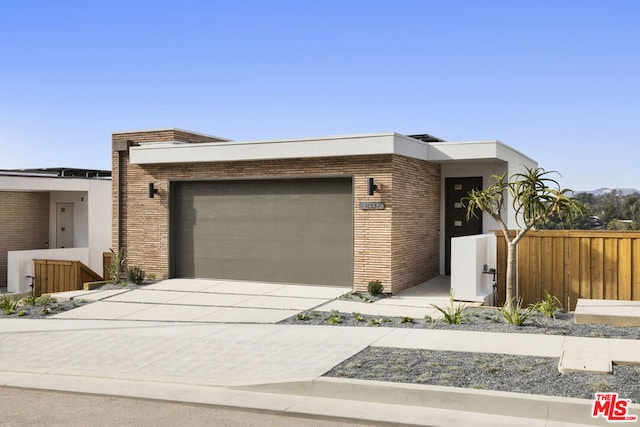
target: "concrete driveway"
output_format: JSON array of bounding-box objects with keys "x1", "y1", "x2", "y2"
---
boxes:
[{"x1": 52, "y1": 279, "x2": 348, "y2": 323}]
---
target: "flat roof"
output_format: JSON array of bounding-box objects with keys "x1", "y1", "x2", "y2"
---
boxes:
[
  {"x1": 128, "y1": 131, "x2": 537, "y2": 167},
  {"x1": 0, "y1": 168, "x2": 111, "y2": 178}
]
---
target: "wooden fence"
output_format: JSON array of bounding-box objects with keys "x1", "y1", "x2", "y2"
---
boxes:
[
  {"x1": 34, "y1": 259, "x2": 103, "y2": 296},
  {"x1": 103, "y1": 251, "x2": 112, "y2": 282},
  {"x1": 496, "y1": 230, "x2": 640, "y2": 311}
]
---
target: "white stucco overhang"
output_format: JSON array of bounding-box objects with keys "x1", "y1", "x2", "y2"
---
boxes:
[
  {"x1": 0, "y1": 175, "x2": 110, "y2": 192},
  {"x1": 128, "y1": 132, "x2": 535, "y2": 166}
]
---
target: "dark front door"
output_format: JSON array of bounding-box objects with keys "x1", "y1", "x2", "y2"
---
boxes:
[{"x1": 445, "y1": 177, "x2": 483, "y2": 274}]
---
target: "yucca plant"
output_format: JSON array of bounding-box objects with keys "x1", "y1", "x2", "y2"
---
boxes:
[
  {"x1": 498, "y1": 297, "x2": 536, "y2": 326},
  {"x1": 431, "y1": 291, "x2": 467, "y2": 324},
  {"x1": 109, "y1": 247, "x2": 126, "y2": 285},
  {"x1": 534, "y1": 291, "x2": 563, "y2": 319},
  {"x1": 0, "y1": 294, "x2": 18, "y2": 315}
]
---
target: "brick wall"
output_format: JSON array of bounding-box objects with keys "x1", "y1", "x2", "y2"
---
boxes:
[
  {"x1": 113, "y1": 129, "x2": 227, "y2": 144},
  {"x1": 0, "y1": 192, "x2": 50, "y2": 287},
  {"x1": 390, "y1": 156, "x2": 441, "y2": 292},
  {"x1": 113, "y1": 131, "x2": 442, "y2": 293}
]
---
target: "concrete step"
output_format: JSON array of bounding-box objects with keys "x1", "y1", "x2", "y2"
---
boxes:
[
  {"x1": 574, "y1": 299, "x2": 640, "y2": 327},
  {"x1": 558, "y1": 350, "x2": 612, "y2": 374}
]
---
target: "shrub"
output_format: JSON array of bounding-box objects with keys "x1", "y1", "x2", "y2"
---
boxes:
[
  {"x1": 296, "y1": 312, "x2": 309, "y2": 321},
  {"x1": 431, "y1": 291, "x2": 466, "y2": 324},
  {"x1": 352, "y1": 312, "x2": 364, "y2": 322},
  {"x1": 400, "y1": 316, "x2": 413, "y2": 324},
  {"x1": 367, "y1": 280, "x2": 383, "y2": 296},
  {"x1": 127, "y1": 266, "x2": 146, "y2": 284}
]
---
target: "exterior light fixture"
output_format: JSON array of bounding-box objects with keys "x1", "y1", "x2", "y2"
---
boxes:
[
  {"x1": 148, "y1": 183, "x2": 159, "y2": 198},
  {"x1": 367, "y1": 178, "x2": 379, "y2": 196}
]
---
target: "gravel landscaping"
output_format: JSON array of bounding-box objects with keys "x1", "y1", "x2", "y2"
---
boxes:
[
  {"x1": 0, "y1": 294, "x2": 89, "y2": 318},
  {"x1": 0, "y1": 282, "x2": 143, "y2": 319},
  {"x1": 279, "y1": 306, "x2": 640, "y2": 340},
  {"x1": 280, "y1": 302, "x2": 640, "y2": 401}
]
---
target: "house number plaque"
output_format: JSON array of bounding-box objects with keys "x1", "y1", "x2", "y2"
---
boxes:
[{"x1": 359, "y1": 202, "x2": 385, "y2": 210}]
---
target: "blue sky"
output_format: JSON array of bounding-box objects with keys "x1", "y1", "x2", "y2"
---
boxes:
[{"x1": 1, "y1": 0, "x2": 638, "y2": 191}]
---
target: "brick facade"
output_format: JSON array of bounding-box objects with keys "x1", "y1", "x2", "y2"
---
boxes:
[
  {"x1": 0, "y1": 191, "x2": 50, "y2": 287},
  {"x1": 113, "y1": 130, "x2": 441, "y2": 294}
]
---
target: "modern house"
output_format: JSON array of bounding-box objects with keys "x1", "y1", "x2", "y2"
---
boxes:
[
  {"x1": 0, "y1": 168, "x2": 112, "y2": 293},
  {"x1": 113, "y1": 129, "x2": 537, "y2": 294}
]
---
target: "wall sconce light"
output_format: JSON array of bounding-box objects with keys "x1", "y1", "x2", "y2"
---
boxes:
[
  {"x1": 367, "y1": 178, "x2": 379, "y2": 196},
  {"x1": 148, "y1": 183, "x2": 159, "y2": 198}
]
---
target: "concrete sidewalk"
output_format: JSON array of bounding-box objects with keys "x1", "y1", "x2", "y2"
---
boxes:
[{"x1": 1, "y1": 318, "x2": 639, "y2": 426}]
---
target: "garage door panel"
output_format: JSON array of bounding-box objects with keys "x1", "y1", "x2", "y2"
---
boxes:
[{"x1": 172, "y1": 178, "x2": 353, "y2": 286}]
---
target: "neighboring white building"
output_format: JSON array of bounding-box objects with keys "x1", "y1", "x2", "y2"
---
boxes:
[{"x1": 0, "y1": 168, "x2": 112, "y2": 293}]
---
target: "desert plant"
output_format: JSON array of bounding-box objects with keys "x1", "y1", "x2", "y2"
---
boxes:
[
  {"x1": 400, "y1": 316, "x2": 414, "y2": 324},
  {"x1": 368, "y1": 318, "x2": 382, "y2": 326},
  {"x1": 327, "y1": 315, "x2": 342, "y2": 324},
  {"x1": 534, "y1": 291, "x2": 563, "y2": 319},
  {"x1": 352, "y1": 312, "x2": 364, "y2": 322},
  {"x1": 296, "y1": 312, "x2": 309, "y2": 321},
  {"x1": 431, "y1": 291, "x2": 467, "y2": 324},
  {"x1": 0, "y1": 294, "x2": 18, "y2": 315},
  {"x1": 367, "y1": 280, "x2": 383, "y2": 296},
  {"x1": 18, "y1": 310, "x2": 26, "y2": 317},
  {"x1": 464, "y1": 167, "x2": 584, "y2": 311},
  {"x1": 127, "y1": 266, "x2": 146, "y2": 284},
  {"x1": 22, "y1": 291, "x2": 37, "y2": 306},
  {"x1": 108, "y1": 247, "x2": 126, "y2": 285},
  {"x1": 35, "y1": 294, "x2": 56, "y2": 308},
  {"x1": 147, "y1": 273, "x2": 156, "y2": 282},
  {"x1": 498, "y1": 297, "x2": 536, "y2": 326}
]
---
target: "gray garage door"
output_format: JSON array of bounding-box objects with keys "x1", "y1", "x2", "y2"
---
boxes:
[{"x1": 170, "y1": 178, "x2": 353, "y2": 286}]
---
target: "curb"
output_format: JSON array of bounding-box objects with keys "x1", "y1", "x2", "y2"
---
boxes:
[{"x1": 237, "y1": 377, "x2": 640, "y2": 426}]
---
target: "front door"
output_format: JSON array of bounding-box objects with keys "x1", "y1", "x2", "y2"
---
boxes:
[
  {"x1": 445, "y1": 177, "x2": 483, "y2": 274},
  {"x1": 56, "y1": 203, "x2": 74, "y2": 248}
]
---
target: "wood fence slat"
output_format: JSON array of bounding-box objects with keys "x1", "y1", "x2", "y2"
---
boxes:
[
  {"x1": 552, "y1": 236, "x2": 565, "y2": 305},
  {"x1": 541, "y1": 236, "x2": 553, "y2": 301},
  {"x1": 579, "y1": 237, "x2": 591, "y2": 300},
  {"x1": 518, "y1": 236, "x2": 531, "y2": 302},
  {"x1": 496, "y1": 235, "x2": 507, "y2": 305},
  {"x1": 591, "y1": 238, "x2": 604, "y2": 300},
  {"x1": 618, "y1": 238, "x2": 632, "y2": 300},
  {"x1": 604, "y1": 238, "x2": 618, "y2": 300},
  {"x1": 568, "y1": 237, "x2": 581, "y2": 311},
  {"x1": 633, "y1": 239, "x2": 640, "y2": 301}
]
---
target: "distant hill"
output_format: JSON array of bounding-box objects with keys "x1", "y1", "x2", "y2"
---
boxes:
[{"x1": 576, "y1": 188, "x2": 640, "y2": 196}]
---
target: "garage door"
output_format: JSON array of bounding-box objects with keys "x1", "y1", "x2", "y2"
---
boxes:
[{"x1": 170, "y1": 178, "x2": 353, "y2": 286}]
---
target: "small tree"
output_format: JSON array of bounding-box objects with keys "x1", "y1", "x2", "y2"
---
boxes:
[{"x1": 464, "y1": 167, "x2": 583, "y2": 311}]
